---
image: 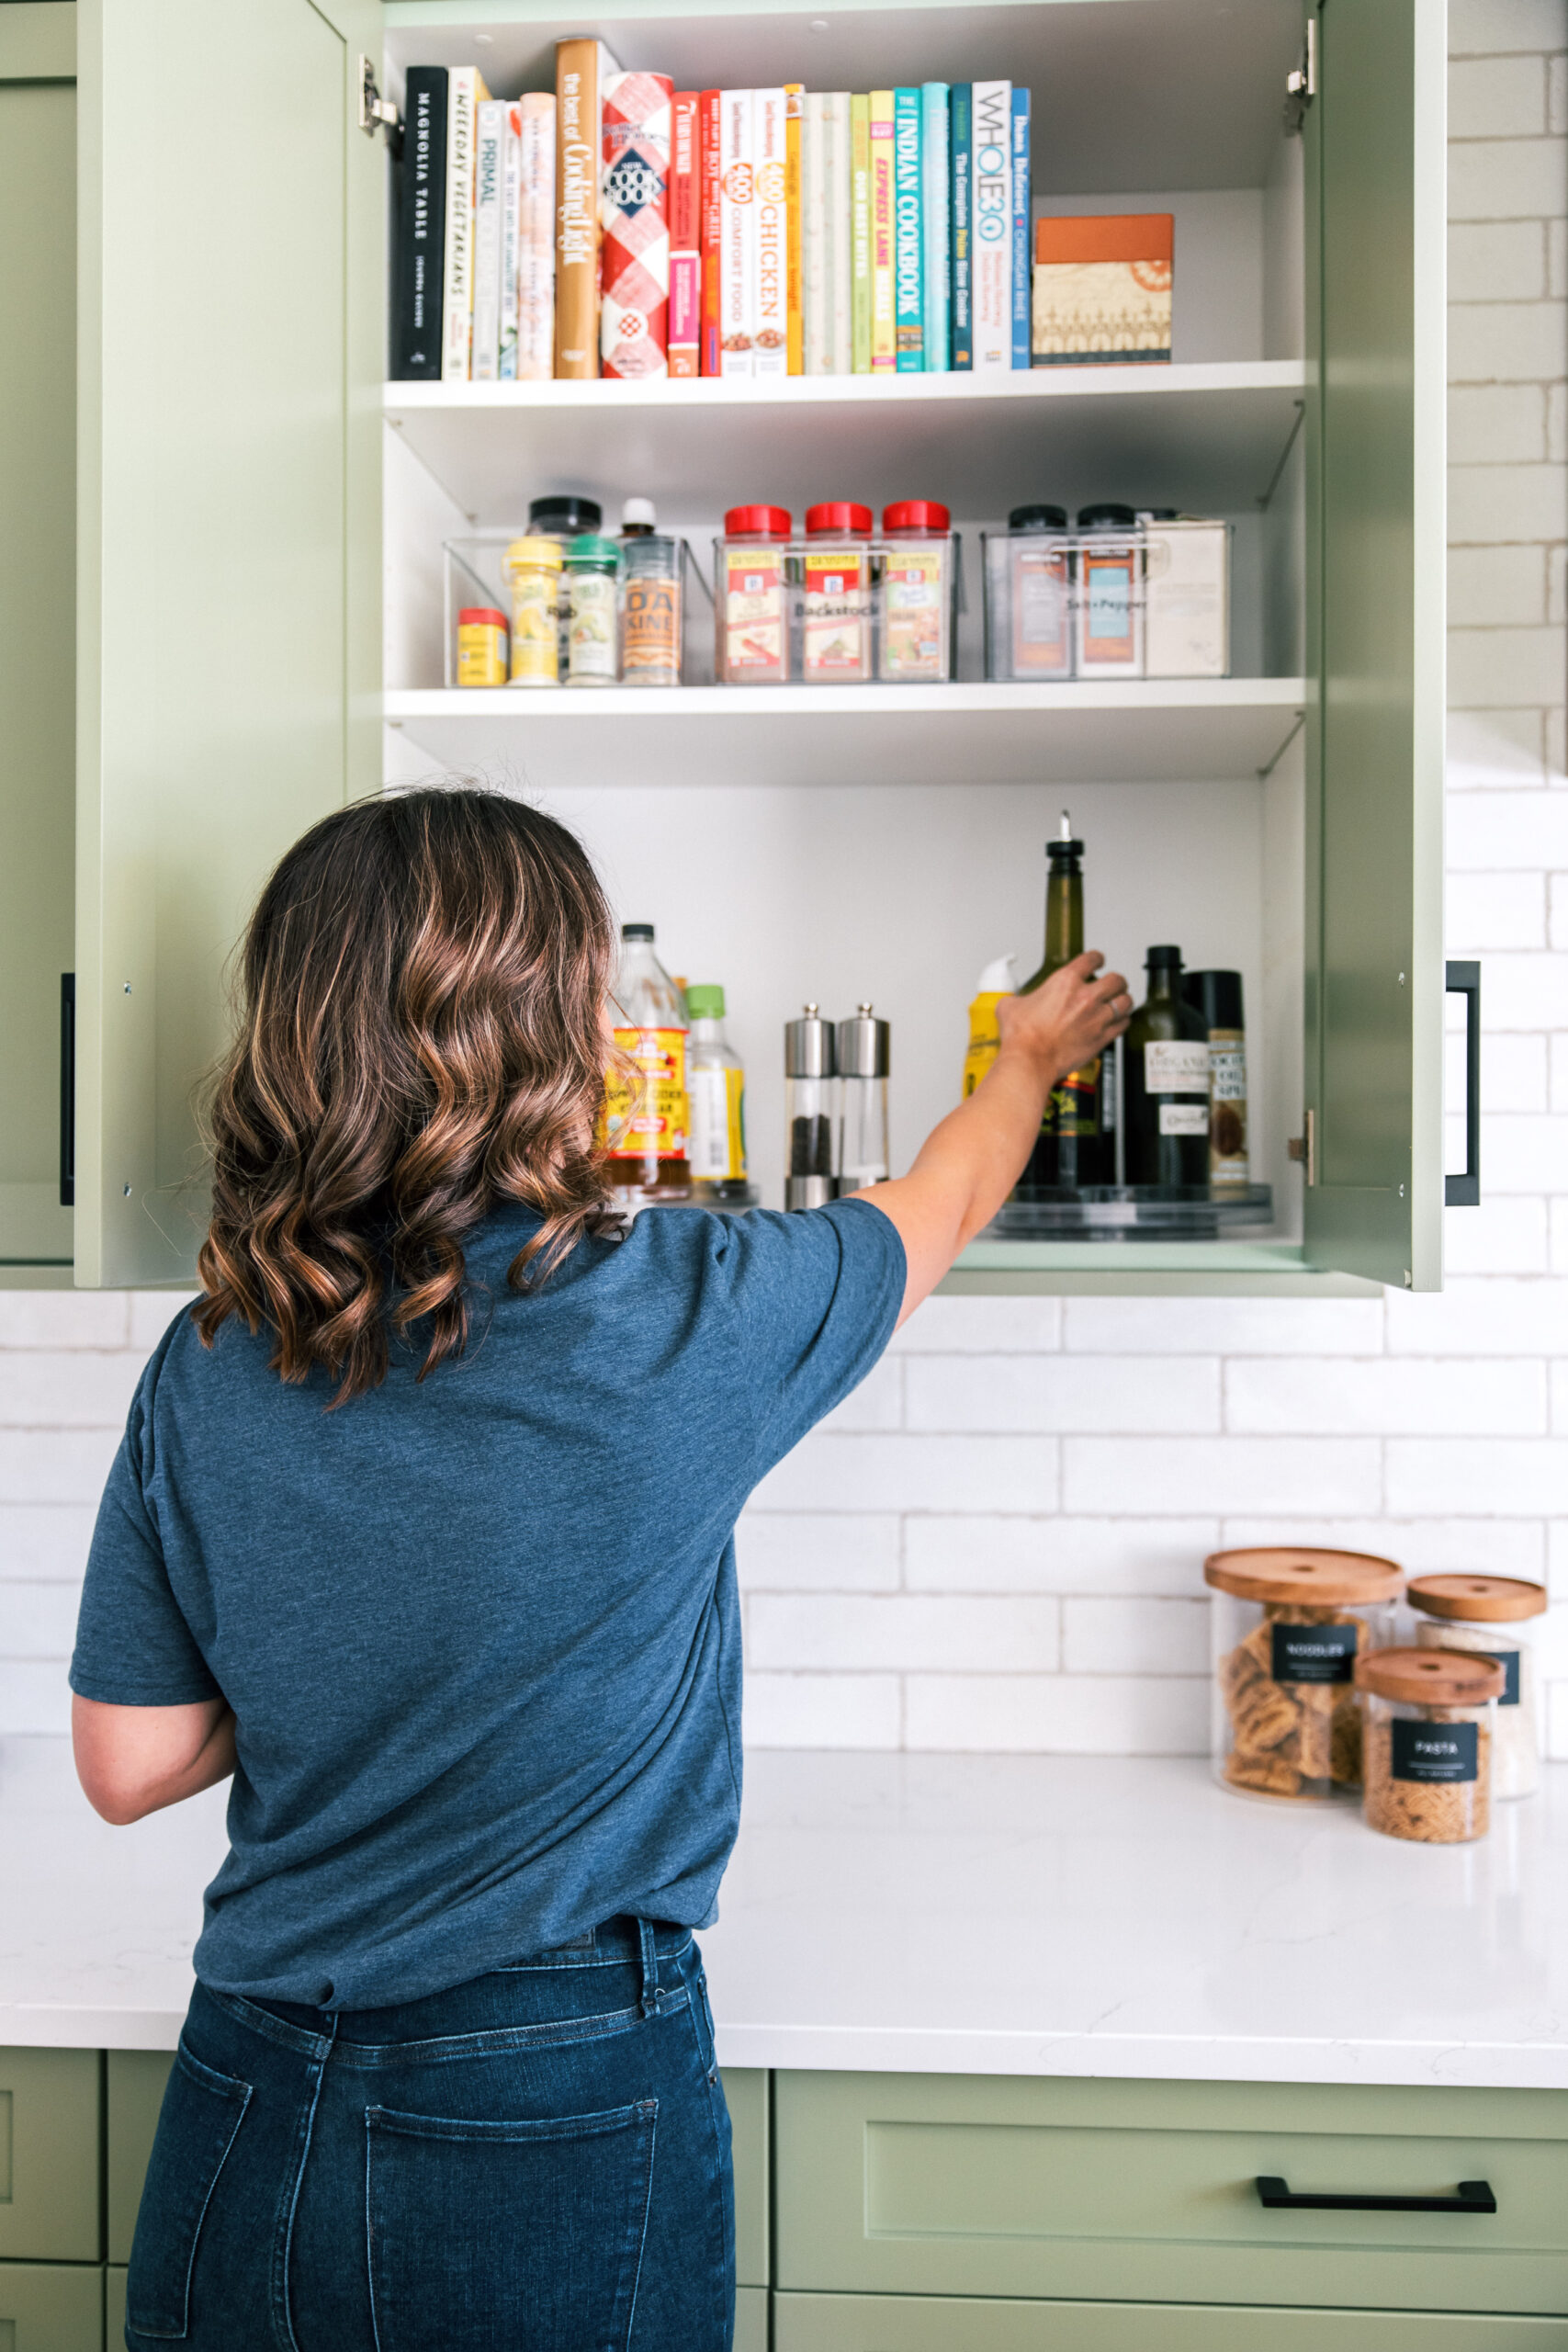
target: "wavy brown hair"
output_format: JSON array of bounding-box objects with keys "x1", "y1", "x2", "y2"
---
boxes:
[{"x1": 195, "y1": 788, "x2": 622, "y2": 1404}]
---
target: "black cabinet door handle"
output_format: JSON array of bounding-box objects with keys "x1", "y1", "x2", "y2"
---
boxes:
[
  {"x1": 1445, "y1": 958, "x2": 1481, "y2": 1206},
  {"x1": 59, "y1": 972, "x2": 75, "y2": 1209},
  {"x1": 1257, "y1": 2174, "x2": 1495, "y2": 2214}
]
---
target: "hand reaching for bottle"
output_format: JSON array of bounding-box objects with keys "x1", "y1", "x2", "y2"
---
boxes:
[{"x1": 995, "y1": 950, "x2": 1133, "y2": 1081}]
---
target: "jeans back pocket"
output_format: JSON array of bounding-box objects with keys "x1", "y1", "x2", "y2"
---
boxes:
[
  {"x1": 367, "y1": 2098, "x2": 657, "y2": 2352},
  {"x1": 127, "y1": 2044, "x2": 252, "y2": 2340}
]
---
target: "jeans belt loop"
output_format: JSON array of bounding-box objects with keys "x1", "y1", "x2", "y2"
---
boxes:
[{"x1": 637, "y1": 1917, "x2": 662, "y2": 2018}]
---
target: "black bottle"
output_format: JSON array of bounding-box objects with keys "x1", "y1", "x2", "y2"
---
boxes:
[
  {"x1": 1124, "y1": 944, "x2": 1211, "y2": 1186},
  {"x1": 1015, "y1": 813, "x2": 1114, "y2": 1191}
]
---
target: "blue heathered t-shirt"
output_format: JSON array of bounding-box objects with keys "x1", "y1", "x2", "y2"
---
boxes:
[{"x1": 70, "y1": 1199, "x2": 903, "y2": 2009}]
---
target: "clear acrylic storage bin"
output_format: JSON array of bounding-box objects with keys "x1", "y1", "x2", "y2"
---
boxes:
[
  {"x1": 1204, "y1": 1546, "x2": 1402, "y2": 1803},
  {"x1": 982, "y1": 517, "x2": 1231, "y2": 683},
  {"x1": 711, "y1": 537, "x2": 963, "y2": 684},
  {"x1": 444, "y1": 534, "x2": 712, "y2": 687}
]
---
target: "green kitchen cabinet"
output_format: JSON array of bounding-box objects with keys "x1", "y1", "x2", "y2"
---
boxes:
[
  {"x1": 772, "y1": 2293, "x2": 1568, "y2": 2350},
  {"x1": 727, "y1": 2067, "x2": 770, "y2": 2290},
  {"x1": 0, "y1": 2050, "x2": 101, "y2": 2266},
  {"x1": 774, "y1": 2072, "x2": 1568, "y2": 2318},
  {"x1": 107, "y1": 2267, "x2": 127, "y2": 2348},
  {"x1": 106, "y1": 2053, "x2": 175, "y2": 2267},
  {"x1": 1, "y1": 0, "x2": 1450, "y2": 1295},
  {"x1": 0, "y1": 2265, "x2": 106, "y2": 2352}
]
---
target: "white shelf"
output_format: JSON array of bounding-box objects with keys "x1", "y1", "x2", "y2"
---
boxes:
[
  {"x1": 942, "y1": 1242, "x2": 1377, "y2": 1299},
  {"x1": 384, "y1": 360, "x2": 1307, "y2": 521},
  {"x1": 384, "y1": 678, "x2": 1307, "y2": 788}
]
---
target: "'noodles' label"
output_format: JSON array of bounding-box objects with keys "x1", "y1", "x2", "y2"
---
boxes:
[
  {"x1": 1392, "y1": 1719, "x2": 1479, "y2": 1783},
  {"x1": 1271, "y1": 1623, "x2": 1359, "y2": 1685}
]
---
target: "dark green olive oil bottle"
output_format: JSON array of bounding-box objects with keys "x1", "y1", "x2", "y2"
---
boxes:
[
  {"x1": 1124, "y1": 944, "x2": 1211, "y2": 1185},
  {"x1": 1015, "y1": 813, "x2": 1114, "y2": 1191}
]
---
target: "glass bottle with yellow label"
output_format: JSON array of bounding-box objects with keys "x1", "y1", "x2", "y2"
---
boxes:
[
  {"x1": 685, "y1": 984, "x2": 749, "y2": 1200},
  {"x1": 603, "y1": 923, "x2": 690, "y2": 1199},
  {"x1": 1013, "y1": 813, "x2": 1113, "y2": 1191}
]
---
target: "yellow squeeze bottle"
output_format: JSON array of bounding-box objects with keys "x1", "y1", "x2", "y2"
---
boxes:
[{"x1": 962, "y1": 955, "x2": 1020, "y2": 1100}]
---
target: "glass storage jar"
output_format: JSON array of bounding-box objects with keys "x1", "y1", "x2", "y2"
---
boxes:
[
  {"x1": 878, "y1": 500, "x2": 957, "y2": 682},
  {"x1": 1074, "y1": 502, "x2": 1144, "y2": 678},
  {"x1": 1204, "y1": 1546, "x2": 1402, "y2": 1803},
  {"x1": 1408, "y1": 1574, "x2": 1546, "y2": 1801},
  {"x1": 1354, "y1": 1646, "x2": 1504, "y2": 1844},
  {"x1": 716, "y1": 504, "x2": 792, "y2": 683},
  {"x1": 564, "y1": 535, "x2": 621, "y2": 685},
  {"x1": 982, "y1": 503, "x2": 1073, "y2": 681}
]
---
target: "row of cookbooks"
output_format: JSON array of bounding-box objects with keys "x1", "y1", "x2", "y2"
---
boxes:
[{"x1": 391, "y1": 46, "x2": 1035, "y2": 382}]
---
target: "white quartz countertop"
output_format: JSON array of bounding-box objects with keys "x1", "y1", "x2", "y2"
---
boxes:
[{"x1": 2, "y1": 1738, "x2": 1564, "y2": 2090}]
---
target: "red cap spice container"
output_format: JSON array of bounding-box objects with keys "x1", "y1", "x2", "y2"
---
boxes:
[
  {"x1": 456, "y1": 605, "x2": 509, "y2": 688},
  {"x1": 716, "y1": 507, "x2": 793, "y2": 683},
  {"x1": 801, "y1": 503, "x2": 874, "y2": 682},
  {"x1": 1204, "y1": 1547, "x2": 1402, "y2": 1803},
  {"x1": 806, "y1": 501, "x2": 873, "y2": 536},
  {"x1": 880, "y1": 501, "x2": 957, "y2": 682}
]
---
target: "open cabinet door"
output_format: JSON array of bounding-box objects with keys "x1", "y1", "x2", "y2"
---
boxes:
[
  {"x1": 1302, "y1": 0, "x2": 1446, "y2": 1290},
  {"x1": 74, "y1": 0, "x2": 383, "y2": 1286}
]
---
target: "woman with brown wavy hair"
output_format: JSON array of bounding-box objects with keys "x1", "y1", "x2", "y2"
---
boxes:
[{"x1": 68, "y1": 787, "x2": 1128, "y2": 2352}]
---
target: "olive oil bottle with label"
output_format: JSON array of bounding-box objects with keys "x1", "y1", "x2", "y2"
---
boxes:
[
  {"x1": 1014, "y1": 813, "x2": 1114, "y2": 1192},
  {"x1": 1124, "y1": 944, "x2": 1211, "y2": 1185}
]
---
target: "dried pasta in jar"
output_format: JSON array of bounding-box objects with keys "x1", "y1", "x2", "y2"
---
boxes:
[
  {"x1": 1204, "y1": 1547, "x2": 1402, "y2": 1804},
  {"x1": 1355, "y1": 1646, "x2": 1503, "y2": 1844}
]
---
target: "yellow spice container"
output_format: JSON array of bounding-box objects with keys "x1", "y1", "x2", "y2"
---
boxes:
[{"x1": 503, "y1": 536, "x2": 564, "y2": 686}]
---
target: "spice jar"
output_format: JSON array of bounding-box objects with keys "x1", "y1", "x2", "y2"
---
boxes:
[
  {"x1": 801, "y1": 502, "x2": 874, "y2": 683},
  {"x1": 983, "y1": 504, "x2": 1073, "y2": 681},
  {"x1": 716, "y1": 505, "x2": 791, "y2": 683},
  {"x1": 784, "y1": 1003, "x2": 837, "y2": 1211},
  {"x1": 564, "y1": 535, "x2": 621, "y2": 685},
  {"x1": 1355, "y1": 1646, "x2": 1503, "y2": 1845},
  {"x1": 878, "y1": 501, "x2": 954, "y2": 683},
  {"x1": 836, "y1": 1004, "x2": 890, "y2": 1191},
  {"x1": 1075, "y1": 502, "x2": 1144, "y2": 678},
  {"x1": 502, "y1": 537, "x2": 563, "y2": 687},
  {"x1": 457, "y1": 605, "x2": 509, "y2": 687},
  {"x1": 1204, "y1": 1547, "x2": 1402, "y2": 1802},
  {"x1": 528, "y1": 495, "x2": 604, "y2": 671},
  {"x1": 1408, "y1": 1575, "x2": 1547, "y2": 1801},
  {"x1": 620, "y1": 535, "x2": 683, "y2": 686}
]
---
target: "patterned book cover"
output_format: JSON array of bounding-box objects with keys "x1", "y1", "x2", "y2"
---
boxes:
[
  {"x1": 517, "y1": 94, "x2": 555, "y2": 380},
  {"x1": 699, "y1": 90, "x2": 722, "y2": 374},
  {"x1": 1010, "y1": 88, "x2": 1032, "y2": 369},
  {"x1": 785, "y1": 85, "x2": 804, "y2": 372},
  {"x1": 921, "y1": 84, "x2": 950, "y2": 372},
  {"x1": 754, "y1": 88, "x2": 788, "y2": 372},
  {"x1": 893, "y1": 87, "x2": 923, "y2": 370},
  {"x1": 471, "y1": 100, "x2": 505, "y2": 381},
  {"x1": 971, "y1": 79, "x2": 1011, "y2": 372},
  {"x1": 442, "y1": 67, "x2": 489, "y2": 379},
  {"x1": 719, "y1": 88, "x2": 754, "y2": 376},
  {"x1": 668, "y1": 93, "x2": 701, "y2": 377},
  {"x1": 498, "y1": 103, "x2": 522, "y2": 379},
  {"x1": 824, "y1": 93, "x2": 852, "y2": 372},
  {"x1": 601, "y1": 70, "x2": 672, "y2": 378},
  {"x1": 949, "y1": 84, "x2": 972, "y2": 369},
  {"x1": 869, "y1": 90, "x2": 896, "y2": 371},
  {"x1": 850, "y1": 93, "x2": 872, "y2": 373}
]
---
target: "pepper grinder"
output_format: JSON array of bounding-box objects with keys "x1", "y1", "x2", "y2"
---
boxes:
[
  {"x1": 836, "y1": 1003, "x2": 891, "y2": 1192},
  {"x1": 784, "y1": 1004, "x2": 838, "y2": 1211}
]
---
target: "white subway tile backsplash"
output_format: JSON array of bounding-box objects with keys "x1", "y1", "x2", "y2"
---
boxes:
[
  {"x1": 0, "y1": 1429, "x2": 120, "y2": 1507},
  {"x1": 1443, "y1": 1193, "x2": 1550, "y2": 1272},
  {"x1": 737, "y1": 1513, "x2": 901, "y2": 1591},
  {"x1": 1548, "y1": 1675, "x2": 1568, "y2": 1760},
  {"x1": 1551, "y1": 46, "x2": 1568, "y2": 137},
  {"x1": 0, "y1": 1505, "x2": 96, "y2": 1580},
  {"x1": 752, "y1": 1432, "x2": 1057, "y2": 1515},
  {"x1": 1450, "y1": 52, "x2": 1550, "y2": 141},
  {"x1": 1449, "y1": 383, "x2": 1549, "y2": 466},
  {"x1": 1480, "y1": 1033, "x2": 1550, "y2": 1112},
  {"x1": 1061, "y1": 1596, "x2": 1208, "y2": 1677},
  {"x1": 1449, "y1": 543, "x2": 1547, "y2": 628},
  {"x1": 906, "y1": 1353, "x2": 1221, "y2": 1435},
  {"x1": 1549, "y1": 1518, "x2": 1568, "y2": 1600},
  {"x1": 905, "y1": 1672, "x2": 1207, "y2": 1756},
  {"x1": 2, "y1": 1581, "x2": 80, "y2": 1659},
  {"x1": 1450, "y1": 623, "x2": 1568, "y2": 712},
  {"x1": 1225, "y1": 1353, "x2": 1545, "y2": 1436},
  {"x1": 1450, "y1": 463, "x2": 1568, "y2": 543},
  {"x1": 0, "y1": 1662, "x2": 71, "y2": 1736},
  {"x1": 1483, "y1": 954, "x2": 1568, "y2": 1031},
  {"x1": 1551, "y1": 1031, "x2": 1568, "y2": 1112},
  {"x1": 1449, "y1": 0, "x2": 1567, "y2": 59},
  {"x1": 0, "y1": 1294, "x2": 129, "y2": 1350},
  {"x1": 821, "y1": 1358, "x2": 903, "y2": 1430},
  {"x1": 1450, "y1": 793, "x2": 1568, "y2": 870},
  {"x1": 1450, "y1": 222, "x2": 1549, "y2": 308},
  {"x1": 1447, "y1": 709, "x2": 1547, "y2": 787},
  {"x1": 1063, "y1": 1437, "x2": 1382, "y2": 1518},
  {"x1": 889, "y1": 1294, "x2": 1062, "y2": 1353},
  {"x1": 128, "y1": 1293, "x2": 198, "y2": 1351},
  {"x1": 0, "y1": 1351, "x2": 142, "y2": 1430},
  {"x1": 1450, "y1": 137, "x2": 1568, "y2": 225},
  {"x1": 1063, "y1": 1296, "x2": 1385, "y2": 1357},
  {"x1": 1386, "y1": 1274, "x2": 1568, "y2": 1351},
  {"x1": 1218, "y1": 1517, "x2": 1547, "y2": 1579},
  {"x1": 1386, "y1": 1438, "x2": 1568, "y2": 1515},
  {"x1": 741, "y1": 1672, "x2": 901, "y2": 1750},
  {"x1": 1449, "y1": 306, "x2": 1568, "y2": 393},
  {"x1": 904, "y1": 1515, "x2": 1218, "y2": 1596},
  {"x1": 749, "y1": 1592, "x2": 1061, "y2": 1674}
]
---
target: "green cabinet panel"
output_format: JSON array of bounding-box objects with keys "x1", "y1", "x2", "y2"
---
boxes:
[
  {"x1": 106, "y1": 2265, "x2": 124, "y2": 2350},
  {"x1": 0, "y1": 37, "x2": 75, "y2": 1266},
  {"x1": 736, "y1": 2284, "x2": 768, "y2": 2352},
  {"x1": 773, "y1": 2292, "x2": 1568, "y2": 2351},
  {"x1": 727, "y1": 2067, "x2": 770, "y2": 2290},
  {"x1": 774, "y1": 2074, "x2": 1568, "y2": 2316},
  {"x1": 1303, "y1": 0, "x2": 1446, "y2": 1287},
  {"x1": 0, "y1": 2265, "x2": 105, "y2": 2352},
  {"x1": 0, "y1": 2051, "x2": 100, "y2": 2265},
  {"x1": 73, "y1": 0, "x2": 383, "y2": 1286},
  {"x1": 106, "y1": 2053, "x2": 172, "y2": 2268}
]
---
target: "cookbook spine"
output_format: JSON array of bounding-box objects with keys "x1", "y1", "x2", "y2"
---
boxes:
[
  {"x1": 517, "y1": 94, "x2": 555, "y2": 380},
  {"x1": 753, "y1": 86, "x2": 788, "y2": 373},
  {"x1": 971, "y1": 79, "x2": 1011, "y2": 372},
  {"x1": 949, "y1": 83, "x2": 972, "y2": 369},
  {"x1": 893, "y1": 86, "x2": 922, "y2": 371},
  {"x1": 802, "y1": 92, "x2": 826, "y2": 375},
  {"x1": 869, "y1": 89, "x2": 896, "y2": 372},
  {"x1": 1010, "y1": 87, "x2": 1032, "y2": 369},
  {"x1": 784, "y1": 84, "x2": 804, "y2": 372},
  {"x1": 554, "y1": 38, "x2": 612, "y2": 378},
  {"x1": 497, "y1": 102, "x2": 522, "y2": 379},
  {"x1": 668, "y1": 91, "x2": 701, "y2": 378},
  {"x1": 391, "y1": 66, "x2": 446, "y2": 379},
  {"x1": 920, "y1": 83, "x2": 950, "y2": 372},
  {"x1": 824, "y1": 92, "x2": 852, "y2": 373},
  {"x1": 471, "y1": 98, "x2": 504, "y2": 381},
  {"x1": 601, "y1": 70, "x2": 672, "y2": 378},
  {"x1": 699, "y1": 89, "x2": 722, "y2": 375},
  {"x1": 718, "y1": 87, "x2": 754, "y2": 376},
  {"x1": 850, "y1": 92, "x2": 872, "y2": 373},
  {"x1": 442, "y1": 66, "x2": 488, "y2": 379}
]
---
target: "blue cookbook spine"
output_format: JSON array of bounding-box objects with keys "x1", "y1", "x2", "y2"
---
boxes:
[
  {"x1": 893, "y1": 86, "x2": 924, "y2": 370},
  {"x1": 1010, "y1": 87, "x2": 1032, "y2": 369},
  {"x1": 949, "y1": 83, "x2": 971, "y2": 368},
  {"x1": 920, "y1": 84, "x2": 950, "y2": 372}
]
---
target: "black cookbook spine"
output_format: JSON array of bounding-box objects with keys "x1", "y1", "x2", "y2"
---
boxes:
[{"x1": 392, "y1": 67, "x2": 448, "y2": 379}]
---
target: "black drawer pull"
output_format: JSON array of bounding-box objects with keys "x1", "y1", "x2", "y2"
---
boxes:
[{"x1": 1257, "y1": 2175, "x2": 1495, "y2": 2215}]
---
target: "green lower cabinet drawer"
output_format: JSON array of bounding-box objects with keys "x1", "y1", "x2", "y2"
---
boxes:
[
  {"x1": 107, "y1": 2265, "x2": 126, "y2": 2348},
  {"x1": 106, "y1": 2055, "x2": 173, "y2": 2268},
  {"x1": 772, "y1": 2293, "x2": 1568, "y2": 2350},
  {"x1": 0, "y1": 2262, "x2": 106, "y2": 2352},
  {"x1": 0, "y1": 2052, "x2": 101, "y2": 2263},
  {"x1": 735, "y1": 2283, "x2": 768, "y2": 2350},
  {"x1": 774, "y1": 2074, "x2": 1568, "y2": 2316},
  {"x1": 726, "y1": 2068, "x2": 770, "y2": 2290}
]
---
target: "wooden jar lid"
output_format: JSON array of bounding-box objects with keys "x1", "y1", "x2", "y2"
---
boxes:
[
  {"x1": 1203, "y1": 1545, "x2": 1403, "y2": 1606},
  {"x1": 1407, "y1": 1573, "x2": 1547, "y2": 1623},
  {"x1": 1354, "y1": 1645, "x2": 1506, "y2": 1705}
]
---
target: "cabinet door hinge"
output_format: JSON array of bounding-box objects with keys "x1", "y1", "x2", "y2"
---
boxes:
[
  {"x1": 1287, "y1": 1107, "x2": 1316, "y2": 1186},
  {"x1": 359, "y1": 57, "x2": 402, "y2": 148},
  {"x1": 1283, "y1": 17, "x2": 1317, "y2": 134}
]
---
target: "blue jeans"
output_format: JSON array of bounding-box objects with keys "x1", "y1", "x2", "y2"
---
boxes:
[{"x1": 125, "y1": 1918, "x2": 733, "y2": 2352}]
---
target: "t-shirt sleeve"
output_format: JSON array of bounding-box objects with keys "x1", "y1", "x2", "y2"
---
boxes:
[
  {"x1": 712, "y1": 1196, "x2": 906, "y2": 1476},
  {"x1": 70, "y1": 1364, "x2": 220, "y2": 1707}
]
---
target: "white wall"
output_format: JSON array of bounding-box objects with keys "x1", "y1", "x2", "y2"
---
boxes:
[{"x1": 4, "y1": 0, "x2": 1566, "y2": 1759}]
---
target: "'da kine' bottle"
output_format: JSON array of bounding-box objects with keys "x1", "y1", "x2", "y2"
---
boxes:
[
  {"x1": 1013, "y1": 812, "x2": 1114, "y2": 1192},
  {"x1": 1124, "y1": 944, "x2": 1211, "y2": 1185},
  {"x1": 603, "y1": 922, "x2": 690, "y2": 1198}
]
